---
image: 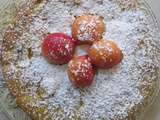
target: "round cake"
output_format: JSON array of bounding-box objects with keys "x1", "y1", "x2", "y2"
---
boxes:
[{"x1": 2, "y1": 0, "x2": 160, "y2": 120}]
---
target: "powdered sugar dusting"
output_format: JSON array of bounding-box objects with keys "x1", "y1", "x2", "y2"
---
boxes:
[
  {"x1": 76, "y1": 15, "x2": 103, "y2": 41},
  {"x1": 90, "y1": 41, "x2": 116, "y2": 62},
  {"x1": 6, "y1": 0, "x2": 160, "y2": 120},
  {"x1": 68, "y1": 56, "x2": 93, "y2": 83}
]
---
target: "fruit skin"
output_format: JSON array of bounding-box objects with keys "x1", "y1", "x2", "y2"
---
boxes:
[
  {"x1": 42, "y1": 33, "x2": 76, "y2": 65},
  {"x1": 67, "y1": 55, "x2": 95, "y2": 87},
  {"x1": 88, "y1": 40, "x2": 123, "y2": 69},
  {"x1": 72, "y1": 15, "x2": 105, "y2": 45}
]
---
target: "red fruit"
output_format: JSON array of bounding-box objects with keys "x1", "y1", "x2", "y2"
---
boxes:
[
  {"x1": 88, "y1": 40, "x2": 123, "y2": 69},
  {"x1": 42, "y1": 33, "x2": 76, "y2": 64},
  {"x1": 72, "y1": 15, "x2": 105, "y2": 45},
  {"x1": 68, "y1": 55, "x2": 95, "y2": 87}
]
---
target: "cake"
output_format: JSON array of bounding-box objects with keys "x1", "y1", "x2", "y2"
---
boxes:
[{"x1": 2, "y1": 0, "x2": 160, "y2": 120}]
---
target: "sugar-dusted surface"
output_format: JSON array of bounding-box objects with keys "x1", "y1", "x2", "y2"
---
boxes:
[
  {"x1": 72, "y1": 15, "x2": 105, "y2": 43},
  {"x1": 2, "y1": 0, "x2": 160, "y2": 120},
  {"x1": 68, "y1": 56, "x2": 94, "y2": 87},
  {"x1": 88, "y1": 40, "x2": 122, "y2": 68},
  {"x1": 41, "y1": 33, "x2": 76, "y2": 64}
]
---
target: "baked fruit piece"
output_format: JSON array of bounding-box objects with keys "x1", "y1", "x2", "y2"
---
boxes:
[
  {"x1": 2, "y1": 0, "x2": 160, "y2": 120},
  {"x1": 72, "y1": 14, "x2": 105, "y2": 44},
  {"x1": 88, "y1": 40, "x2": 123, "y2": 69},
  {"x1": 42, "y1": 33, "x2": 76, "y2": 64},
  {"x1": 68, "y1": 55, "x2": 95, "y2": 87}
]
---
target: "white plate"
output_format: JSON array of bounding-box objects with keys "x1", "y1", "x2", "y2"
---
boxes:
[{"x1": 143, "y1": 0, "x2": 160, "y2": 119}]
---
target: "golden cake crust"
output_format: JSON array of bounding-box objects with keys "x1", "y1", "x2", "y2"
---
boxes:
[{"x1": 2, "y1": 0, "x2": 51, "y2": 119}]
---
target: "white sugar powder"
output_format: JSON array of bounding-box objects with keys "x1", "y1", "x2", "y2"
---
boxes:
[{"x1": 13, "y1": 0, "x2": 160, "y2": 119}]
